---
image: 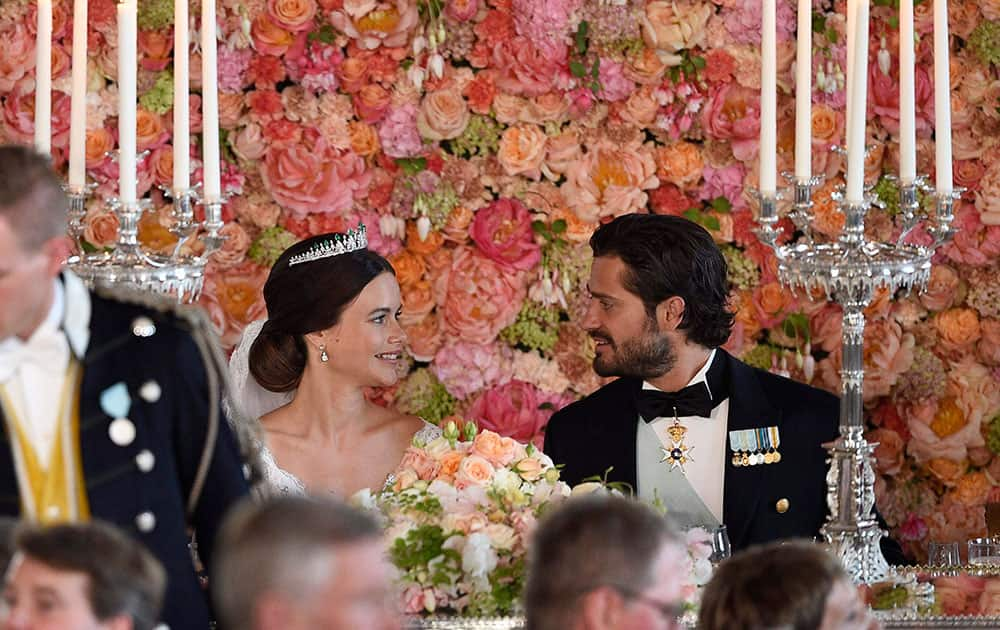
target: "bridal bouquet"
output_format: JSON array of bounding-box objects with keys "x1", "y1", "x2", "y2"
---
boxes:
[{"x1": 358, "y1": 419, "x2": 571, "y2": 616}]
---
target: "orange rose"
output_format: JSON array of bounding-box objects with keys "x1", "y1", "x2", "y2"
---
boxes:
[
  {"x1": 936, "y1": 308, "x2": 982, "y2": 349},
  {"x1": 811, "y1": 179, "x2": 845, "y2": 237},
  {"x1": 392, "y1": 468, "x2": 419, "y2": 490},
  {"x1": 656, "y1": 141, "x2": 704, "y2": 189},
  {"x1": 811, "y1": 104, "x2": 842, "y2": 146},
  {"x1": 443, "y1": 511, "x2": 489, "y2": 534},
  {"x1": 354, "y1": 84, "x2": 391, "y2": 123},
  {"x1": 753, "y1": 281, "x2": 795, "y2": 327},
  {"x1": 455, "y1": 454, "x2": 495, "y2": 488},
  {"x1": 402, "y1": 313, "x2": 443, "y2": 362},
  {"x1": 406, "y1": 221, "x2": 444, "y2": 256},
  {"x1": 443, "y1": 205, "x2": 474, "y2": 243},
  {"x1": 437, "y1": 450, "x2": 465, "y2": 479},
  {"x1": 549, "y1": 206, "x2": 597, "y2": 243},
  {"x1": 920, "y1": 265, "x2": 961, "y2": 312},
  {"x1": 542, "y1": 131, "x2": 582, "y2": 180},
  {"x1": 151, "y1": 146, "x2": 174, "y2": 185},
  {"x1": 623, "y1": 47, "x2": 668, "y2": 85},
  {"x1": 492, "y1": 93, "x2": 527, "y2": 125},
  {"x1": 927, "y1": 457, "x2": 968, "y2": 485},
  {"x1": 472, "y1": 430, "x2": 518, "y2": 467},
  {"x1": 251, "y1": 14, "x2": 295, "y2": 56},
  {"x1": 523, "y1": 92, "x2": 568, "y2": 124},
  {"x1": 83, "y1": 210, "x2": 119, "y2": 248},
  {"x1": 218, "y1": 93, "x2": 246, "y2": 129},
  {"x1": 513, "y1": 457, "x2": 544, "y2": 481},
  {"x1": 949, "y1": 471, "x2": 992, "y2": 507},
  {"x1": 85, "y1": 128, "x2": 114, "y2": 166},
  {"x1": 135, "y1": 109, "x2": 166, "y2": 151},
  {"x1": 139, "y1": 29, "x2": 172, "y2": 70},
  {"x1": 349, "y1": 121, "x2": 380, "y2": 157},
  {"x1": 619, "y1": 86, "x2": 659, "y2": 127},
  {"x1": 268, "y1": 0, "x2": 317, "y2": 32},
  {"x1": 416, "y1": 87, "x2": 470, "y2": 141},
  {"x1": 389, "y1": 250, "x2": 426, "y2": 287},
  {"x1": 137, "y1": 208, "x2": 179, "y2": 253},
  {"x1": 336, "y1": 57, "x2": 369, "y2": 94},
  {"x1": 642, "y1": 1, "x2": 711, "y2": 59},
  {"x1": 400, "y1": 280, "x2": 435, "y2": 325},
  {"x1": 497, "y1": 124, "x2": 547, "y2": 178}
]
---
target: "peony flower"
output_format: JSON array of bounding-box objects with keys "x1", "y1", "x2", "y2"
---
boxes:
[
  {"x1": 469, "y1": 198, "x2": 541, "y2": 272},
  {"x1": 260, "y1": 127, "x2": 370, "y2": 217},
  {"x1": 490, "y1": 36, "x2": 564, "y2": 97},
  {"x1": 468, "y1": 379, "x2": 560, "y2": 448},
  {"x1": 436, "y1": 246, "x2": 526, "y2": 344},
  {"x1": 656, "y1": 141, "x2": 705, "y2": 190},
  {"x1": 642, "y1": 1, "x2": 712, "y2": 64},
  {"x1": 328, "y1": 0, "x2": 420, "y2": 50},
  {"x1": 701, "y1": 83, "x2": 761, "y2": 161},
  {"x1": 199, "y1": 264, "x2": 268, "y2": 350},
  {"x1": 561, "y1": 139, "x2": 659, "y2": 223}
]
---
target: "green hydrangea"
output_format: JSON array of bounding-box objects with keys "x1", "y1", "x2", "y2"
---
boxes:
[
  {"x1": 986, "y1": 415, "x2": 1000, "y2": 456},
  {"x1": 139, "y1": 71, "x2": 174, "y2": 115},
  {"x1": 449, "y1": 115, "x2": 502, "y2": 158},
  {"x1": 893, "y1": 346, "x2": 947, "y2": 404},
  {"x1": 413, "y1": 181, "x2": 459, "y2": 230},
  {"x1": 873, "y1": 177, "x2": 900, "y2": 217},
  {"x1": 969, "y1": 21, "x2": 1000, "y2": 67},
  {"x1": 393, "y1": 368, "x2": 456, "y2": 424},
  {"x1": 721, "y1": 245, "x2": 760, "y2": 291},
  {"x1": 602, "y1": 37, "x2": 645, "y2": 58},
  {"x1": 740, "y1": 344, "x2": 776, "y2": 371},
  {"x1": 499, "y1": 301, "x2": 562, "y2": 354},
  {"x1": 137, "y1": 0, "x2": 175, "y2": 30},
  {"x1": 248, "y1": 227, "x2": 299, "y2": 267}
]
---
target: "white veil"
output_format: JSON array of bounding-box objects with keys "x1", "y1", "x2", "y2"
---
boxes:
[{"x1": 226, "y1": 319, "x2": 295, "y2": 424}]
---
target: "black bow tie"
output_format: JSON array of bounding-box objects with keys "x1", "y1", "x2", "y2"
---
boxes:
[{"x1": 636, "y1": 382, "x2": 714, "y2": 422}]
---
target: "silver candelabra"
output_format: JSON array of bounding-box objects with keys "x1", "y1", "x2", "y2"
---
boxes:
[
  {"x1": 755, "y1": 170, "x2": 960, "y2": 583},
  {"x1": 64, "y1": 179, "x2": 228, "y2": 303}
]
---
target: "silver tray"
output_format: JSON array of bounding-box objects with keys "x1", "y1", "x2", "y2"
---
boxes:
[
  {"x1": 404, "y1": 617, "x2": 524, "y2": 630},
  {"x1": 874, "y1": 565, "x2": 1000, "y2": 628}
]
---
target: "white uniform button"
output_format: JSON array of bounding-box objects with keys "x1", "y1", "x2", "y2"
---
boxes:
[
  {"x1": 108, "y1": 418, "x2": 136, "y2": 446},
  {"x1": 242, "y1": 464, "x2": 252, "y2": 481},
  {"x1": 135, "y1": 511, "x2": 156, "y2": 532},
  {"x1": 131, "y1": 316, "x2": 156, "y2": 337},
  {"x1": 135, "y1": 449, "x2": 155, "y2": 473},
  {"x1": 45, "y1": 505, "x2": 60, "y2": 520},
  {"x1": 139, "y1": 380, "x2": 161, "y2": 403}
]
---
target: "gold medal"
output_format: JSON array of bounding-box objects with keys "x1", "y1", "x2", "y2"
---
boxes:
[
  {"x1": 659, "y1": 419, "x2": 693, "y2": 472},
  {"x1": 773, "y1": 450, "x2": 782, "y2": 463},
  {"x1": 741, "y1": 453, "x2": 750, "y2": 466}
]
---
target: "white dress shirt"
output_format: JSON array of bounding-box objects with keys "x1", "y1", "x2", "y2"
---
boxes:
[
  {"x1": 0, "y1": 274, "x2": 91, "y2": 468},
  {"x1": 637, "y1": 349, "x2": 730, "y2": 523}
]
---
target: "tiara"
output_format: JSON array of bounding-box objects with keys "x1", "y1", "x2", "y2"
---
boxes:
[{"x1": 288, "y1": 224, "x2": 368, "y2": 266}]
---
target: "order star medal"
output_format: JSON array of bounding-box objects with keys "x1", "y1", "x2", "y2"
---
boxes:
[{"x1": 660, "y1": 418, "x2": 693, "y2": 472}]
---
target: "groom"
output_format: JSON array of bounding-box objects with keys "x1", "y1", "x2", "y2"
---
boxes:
[{"x1": 545, "y1": 214, "x2": 904, "y2": 562}]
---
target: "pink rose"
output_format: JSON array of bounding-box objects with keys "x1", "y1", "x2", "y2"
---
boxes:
[
  {"x1": 82, "y1": 210, "x2": 119, "y2": 248},
  {"x1": 455, "y1": 454, "x2": 495, "y2": 488},
  {"x1": 491, "y1": 36, "x2": 562, "y2": 97},
  {"x1": 952, "y1": 358, "x2": 1000, "y2": 440},
  {"x1": 919, "y1": 264, "x2": 961, "y2": 312},
  {"x1": 328, "y1": 0, "x2": 420, "y2": 50},
  {"x1": 250, "y1": 14, "x2": 296, "y2": 57},
  {"x1": 435, "y1": 246, "x2": 526, "y2": 344},
  {"x1": 232, "y1": 123, "x2": 269, "y2": 161},
  {"x1": 470, "y1": 198, "x2": 542, "y2": 271},
  {"x1": 431, "y1": 340, "x2": 512, "y2": 400},
  {"x1": 561, "y1": 140, "x2": 659, "y2": 223},
  {"x1": 267, "y1": 0, "x2": 317, "y2": 32},
  {"x1": 0, "y1": 23, "x2": 36, "y2": 92},
  {"x1": 353, "y1": 84, "x2": 392, "y2": 124},
  {"x1": 701, "y1": 83, "x2": 761, "y2": 161},
  {"x1": 398, "y1": 446, "x2": 441, "y2": 481},
  {"x1": 260, "y1": 128, "x2": 370, "y2": 217},
  {"x1": 210, "y1": 223, "x2": 252, "y2": 269},
  {"x1": 468, "y1": 380, "x2": 553, "y2": 446},
  {"x1": 416, "y1": 87, "x2": 470, "y2": 141}
]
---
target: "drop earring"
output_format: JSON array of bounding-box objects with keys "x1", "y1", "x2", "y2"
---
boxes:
[{"x1": 319, "y1": 345, "x2": 329, "y2": 363}]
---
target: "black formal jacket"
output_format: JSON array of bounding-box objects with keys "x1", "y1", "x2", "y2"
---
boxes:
[
  {"x1": 545, "y1": 349, "x2": 906, "y2": 563},
  {"x1": 0, "y1": 289, "x2": 250, "y2": 629}
]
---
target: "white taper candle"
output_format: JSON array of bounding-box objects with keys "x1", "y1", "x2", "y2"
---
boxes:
[
  {"x1": 201, "y1": 0, "x2": 221, "y2": 202},
  {"x1": 899, "y1": 0, "x2": 916, "y2": 184},
  {"x1": 68, "y1": 0, "x2": 88, "y2": 187},
  {"x1": 117, "y1": 0, "x2": 137, "y2": 204},
  {"x1": 34, "y1": 0, "x2": 53, "y2": 156},
  {"x1": 795, "y1": 0, "x2": 812, "y2": 179},
  {"x1": 760, "y1": 0, "x2": 777, "y2": 194},
  {"x1": 173, "y1": 0, "x2": 190, "y2": 192},
  {"x1": 845, "y1": 0, "x2": 869, "y2": 203},
  {"x1": 933, "y1": 0, "x2": 952, "y2": 193}
]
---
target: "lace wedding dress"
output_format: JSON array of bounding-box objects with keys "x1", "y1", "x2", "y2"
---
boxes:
[{"x1": 228, "y1": 320, "x2": 442, "y2": 498}]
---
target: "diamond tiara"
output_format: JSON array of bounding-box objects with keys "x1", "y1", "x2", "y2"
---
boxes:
[{"x1": 288, "y1": 224, "x2": 368, "y2": 266}]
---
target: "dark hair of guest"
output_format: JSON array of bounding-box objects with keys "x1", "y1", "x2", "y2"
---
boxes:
[
  {"x1": 589, "y1": 214, "x2": 734, "y2": 348},
  {"x1": 249, "y1": 231, "x2": 394, "y2": 392}
]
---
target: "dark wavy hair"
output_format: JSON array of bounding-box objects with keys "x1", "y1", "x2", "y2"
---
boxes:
[
  {"x1": 589, "y1": 214, "x2": 734, "y2": 347},
  {"x1": 248, "y1": 232, "x2": 394, "y2": 393}
]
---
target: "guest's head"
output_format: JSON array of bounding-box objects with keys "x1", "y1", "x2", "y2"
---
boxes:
[
  {"x1": 0, "y1": 521, "x2": 166, "y2": 630},
  {"x1": 699, "y1": 540, "x2": 879, "y2": 630},
  {"x1": 213, "y1": 496, "x2": 398, "y2": 630},
  {"x1": 248, "y1": 228, "x2": 403, "y2": 392},
  {"x1": 0, "y1": 144, "x2": 72, "y2": 342},
  {"x1": 524, "y1": 495, "x2": 688, "y2": 630},
  {"x1": 584, "y1": 214, "x2": 733, "y2": 379}
]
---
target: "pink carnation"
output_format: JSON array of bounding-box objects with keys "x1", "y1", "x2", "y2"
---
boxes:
[
  {"x1": 378, "y1": 102, "x2": 424, "y2": 159},
  {"x1": 216, "y1": 45, "x2": 252, "y2": 94},
  {"x1": 468, "y1": 379, "x2": 563, "y2": 448},
  {"x1": 431, "y1": 340, "x2": 513, "y2": 400},
  {"x1": 435, "y1": 246, "x2": 527, "y2": 344},
  {"x1": 470, "y1": 198, "x2": 542, "y2": 272},
  {"x1": 260, "y1": 126, "x2": 371, "y2": 217}
]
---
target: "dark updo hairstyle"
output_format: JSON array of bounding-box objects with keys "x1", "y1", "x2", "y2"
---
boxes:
[{"x1": 249, "y1": 231, "x2": 395, "y2": 393}]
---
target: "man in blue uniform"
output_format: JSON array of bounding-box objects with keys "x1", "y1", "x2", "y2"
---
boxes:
[{"x1": 0, "y1": 144, "x2": 251, "y2": 628}]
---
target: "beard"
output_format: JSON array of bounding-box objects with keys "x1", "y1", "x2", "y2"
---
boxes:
[{"x1": 591, "y1": 318, "x2": 677, "y2": 380}]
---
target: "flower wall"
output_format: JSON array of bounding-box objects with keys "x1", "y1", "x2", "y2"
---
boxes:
[{"x1": 2, "y1": 0, "x2": 999, "y2": 560}]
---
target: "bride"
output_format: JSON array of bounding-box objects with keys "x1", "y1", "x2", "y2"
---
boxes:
[{"x1": 228, "y1": 225, "x2": 440, "y2": 497}]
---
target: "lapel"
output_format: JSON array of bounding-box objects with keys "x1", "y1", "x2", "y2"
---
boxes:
[
  {"x1": 719, "y1": 350, "x2": 782, "y2": 549},
  {"x1": 582, "y1": 377, "x2": 642, "y2": 492}
]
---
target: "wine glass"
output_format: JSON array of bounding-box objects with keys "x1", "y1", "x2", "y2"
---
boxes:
[
  {"x1": 710, "y1": 524, "x2": 731, "y2": 564},
  {"x1": 927, "y1": 541, "x2": 960, "y2": 567},
  {"x1": 967, "y1": 537, "x2": 1000, "y2": 566}
]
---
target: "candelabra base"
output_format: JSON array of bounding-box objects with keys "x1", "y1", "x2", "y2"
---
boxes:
[{"x1": 821, "y1": 433, "x2": 891, "y2": 583}]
